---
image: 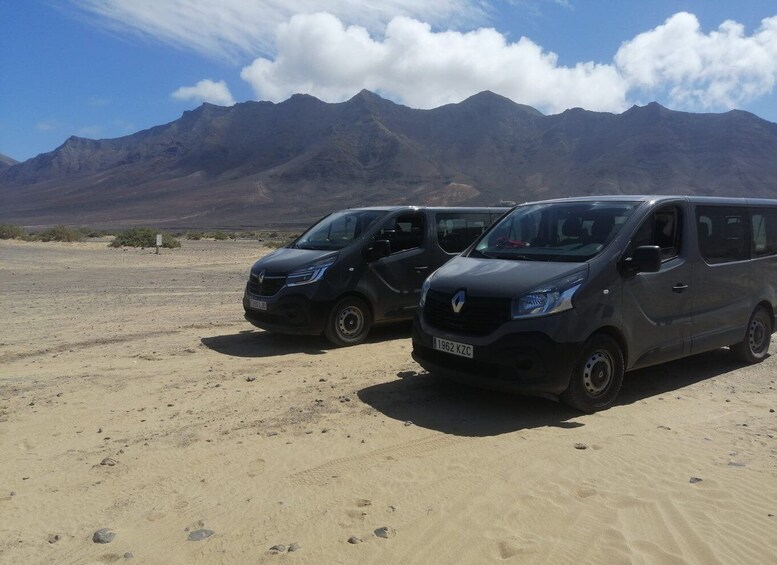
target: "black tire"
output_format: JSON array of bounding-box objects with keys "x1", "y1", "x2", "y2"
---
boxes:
[
  {"x1": 561, "y1": 334, "x2": 624, "y2": 413},
  {"x1": 324, "y1": 297, "x2": 372, "y2": 347},
  {"x1": 731, "y1": 306, "x2": 772, "y2": 363}
]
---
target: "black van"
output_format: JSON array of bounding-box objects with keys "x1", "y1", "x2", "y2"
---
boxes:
[
  {"x1": 412, "y1": 196, "x2": 777, "y2": 412},
  {"x1": 243, "y1": 206, "x2": 507, "y2": 345}
]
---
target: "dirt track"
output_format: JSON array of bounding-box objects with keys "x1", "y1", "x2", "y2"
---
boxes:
[{"x1": 1, "y1": 239, "x2": 776, "y2": 564}]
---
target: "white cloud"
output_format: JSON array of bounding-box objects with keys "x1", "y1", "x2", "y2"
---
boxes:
[
  {"x1": 70, "y1": 0, "x2": 487, "y2": 61},
  {"x1": 241, "y1": 13, "x2": 628, "y2": 114},
  {"x1": 36, "y1": 120, "x2": 61, "y2": 132},
  {"x1": 71, "y1": 2, "x2": 777, "y2": 115},
  {"x1": 615, "y1": 12, "x2": 777, "y2": 109},
  {"x1": 77, "y1": 125, "x2": 103, "y2": 137},
  {"x1": 171, "y1": 79, "x2": 236, "y2": 106}
]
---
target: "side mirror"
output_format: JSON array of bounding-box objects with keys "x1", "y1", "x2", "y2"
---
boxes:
[
  {"x1": 622, "y1": 245, "x2": 661, "y2": 274},
  {"x1": 364, "y1": 239, "x2": 391, "y2": 262}
]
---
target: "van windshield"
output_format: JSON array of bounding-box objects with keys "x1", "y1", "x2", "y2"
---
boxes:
[
  {"x1": 471, "y1": 201, "x2": 638, "y2": 262},
  {"x1": 294, "y1": 210, "x2": 388, "y2": 250}
]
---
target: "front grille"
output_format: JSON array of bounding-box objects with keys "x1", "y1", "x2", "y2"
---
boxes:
[
  {"x1": 424, "y1": 290, "x2": 510, "y2": 335},
  {"x1": 248, "y1": 274, "x2": 286, "y2": 297}
]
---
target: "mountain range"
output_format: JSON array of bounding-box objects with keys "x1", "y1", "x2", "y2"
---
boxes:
[{"x1": 2, "y1": 90, "x2": 777, "y2": 228}]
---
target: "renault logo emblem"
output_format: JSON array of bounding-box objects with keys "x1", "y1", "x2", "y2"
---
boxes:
[
  {"x1": 258, "y1": 270, "x2": 265, "y2": 284},
  {"x1": 451, "y1": 290, "x2": 466, "y2": 314}
]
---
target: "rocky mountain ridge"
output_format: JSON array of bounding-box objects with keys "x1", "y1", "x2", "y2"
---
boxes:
[{"x1": 2, "y1": 90, "x2": 777, "y2": 228}]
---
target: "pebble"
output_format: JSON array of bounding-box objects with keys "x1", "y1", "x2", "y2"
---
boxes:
[
  {"x1": 728, "y1": 461, "x2": 746, "y2": 467},
  {"x1": 689, "y1": 477, "x2": 703, "y2": 484},
  {"x1": 269, "y1": 544, "x2": 286, "y2": 553},
  {"x1": 93, "y1": 528, "x2": 116, "y2": 544},
  {"x1": 187, "y1": 529, "x2": 214, "y2": 541},
  {"x1": 48, "y1": 534, "x2": 61, "y2": 544},
  {"x1": 124, "y1": 552, "x2": 134, "y2": 559},
  {"x1": 770, "y1": 408, "x2": 775, "y2": 413},
  {"x1": 347, "y1": 536, "x2": 362, "y2": 544},
  {"x1": 404, "y1": 421, "x2": 413, "y2": 426},
  {"x1": 288, "y1": 542, "x2": 300, "y2": 552},
  {"x1": 267, "y1": 431, "x2": 279, "y2": 437},
  {"x1": 100, "y1": 457, "x2": 118, "y2": 466},
  {"x1": 246, "y1": 376, "x2": 256, "y2": 382},
  {"x1": 573, "y1": 443, "x2": 588, "y2": 450},
  {"x1": 374, "y1": 526, "x2": 396, "y2": 539}
]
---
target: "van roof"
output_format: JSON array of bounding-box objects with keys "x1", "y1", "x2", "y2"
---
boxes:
[
  {"x1": 344, "y1": 206, "x2": 511, "y2": 212},
  {"x1": 518, "y1": 195, "x2": 777, "y2": 206}
]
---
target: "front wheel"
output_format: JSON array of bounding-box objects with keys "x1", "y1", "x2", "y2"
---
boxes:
[
  {"x1": 324, "y1": 297, "x2": 372, "y2": 347},
  {"x1": 731, "y1": 306, "x2": 772, "y2": 363},
  {"x1": 561, "y1": 335, "x2": 624, "y2": 413}
]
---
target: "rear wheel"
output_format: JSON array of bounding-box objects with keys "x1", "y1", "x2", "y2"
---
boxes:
[
  {"x1": 324, "y1": 297, "x2": 372, "y2": 347},
  {"x1": 731, "y1": 306, "x2": 772, "y2": 363},
  {"x1": 561, "y1": 335, "x2": 624, "y2": 413}
]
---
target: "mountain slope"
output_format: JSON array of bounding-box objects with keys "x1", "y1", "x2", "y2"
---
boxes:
[{"x1": 2, "y1": 91, "x2": 777, "y2": 228}]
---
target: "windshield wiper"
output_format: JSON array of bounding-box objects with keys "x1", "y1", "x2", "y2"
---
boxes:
[{"x1": 480, "y1": 251, "x2": 538, "y2": 261}]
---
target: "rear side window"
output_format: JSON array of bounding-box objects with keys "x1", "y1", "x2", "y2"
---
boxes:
[
  {"x1": 435, "y1": 212, "x2": 492, "y2": 253},
  {"x1": 752, "y1": 208, "x2": 777, "y2": 257},
  {"x1": 696, "y1": 206, "x2": 750, "y2": 263}
]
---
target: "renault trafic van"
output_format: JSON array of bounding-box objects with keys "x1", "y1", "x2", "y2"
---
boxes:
[
  {"x1": 412, "y1": 196, "x2": 777, "y2": 412},
  {"x1": 243, "y1": 206, "x2": 507, "y2": 346}
]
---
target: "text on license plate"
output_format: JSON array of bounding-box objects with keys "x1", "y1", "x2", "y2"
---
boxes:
[
  {"x1": 249, "y1": 298, "x2": 267, "y2": 311},
  {"x1": 433, "y1": 337, "x2": 473, "y2": 359}
]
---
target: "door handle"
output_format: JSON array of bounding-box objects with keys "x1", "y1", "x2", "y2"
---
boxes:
[
  {"x1": 414, "y1": 266, "x2": 429, "y2": 271},
  {"x1": 672, "y1": 283, "x2": 689, "y2": 293}
]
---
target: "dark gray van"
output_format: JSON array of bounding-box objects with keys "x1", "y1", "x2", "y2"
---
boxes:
[
  {"x1": 243, "y1": 206, "x2": 507, "y2": 346},
  {"x1": 412, "y1": 196, "x2": 777, "y2": 412}
]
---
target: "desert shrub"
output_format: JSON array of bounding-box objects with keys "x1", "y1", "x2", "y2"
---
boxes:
[
  {"x1": 0, "y1": 224, "x2": 26, "y2": 240},
  {"x1": 110, "y1": 227, "x2": 181, "y2": 248},
  {"x1": 209, "y1": 231, "x2": 229, "y2": 240},
  {"x1": 38, "y1": 225, "x2": 84, "y2": 242},
  {"x1": 186, "y1": 231, "x2": 203, "y2": 240}
]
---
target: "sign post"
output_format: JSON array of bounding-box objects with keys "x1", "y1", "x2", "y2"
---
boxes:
[{"x1": 156, "y1": 233, "x2": 162, "y2": 255}]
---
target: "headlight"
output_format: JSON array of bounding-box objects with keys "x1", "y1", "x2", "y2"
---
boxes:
[
  {"x1": 419, "y1": 275, "x2": 433, "y2": 307},
  {"x1": 287, "y1": 257, "x2": 336, "y2": 287},
  {"x1": 511, "y1": 269, "x2": 586, "y2": 319}
]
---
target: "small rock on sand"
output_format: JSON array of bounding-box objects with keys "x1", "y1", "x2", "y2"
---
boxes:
[
  {"x1": 269, "y1": 544, "x2": 286, "y2": 553},
  {"x1": 100, "y1": 457, "x2": 118, "y2": 466},
  {"x1": 187, "y1": 529, "x2": 214, "y2": 541},
  {"x1": 48, "y1": 534, "x2": 60, "y2": 544},
  {"x1": 689, "y1": 477, "x2": 703, "y2": 484},
  {"x1": 347, "y1": 536, "x2": 362, "y2": 544},
  {"x1": 288, "y1": 542, "x2": 300, "y2": 552},
  {"x1": 573, "y1": 443, "x2": 588, "y2": 450},
  {"x1": 374, "y1": 526, "x2": 396, "y2": 539},
  {"x1": 93, "y1": 528, "x2": 116, "y2": 544}
]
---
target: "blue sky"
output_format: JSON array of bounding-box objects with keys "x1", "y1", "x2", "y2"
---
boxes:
[{"x1": 1, "y1": 1, "x2": 776, "y2": 162}]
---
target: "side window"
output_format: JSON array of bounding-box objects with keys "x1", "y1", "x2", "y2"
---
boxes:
[
  {"x1": 435, "y1": 212, "x2": 491, "y2": 253},
  {"x1": 752, "y1": 208, "x2": 777, "y2": 257},
  {"x1": 631, "y1": 206, "x2": 682, "y2": 261},
  {"x1": 380, "y1": 212, "x2": 425, "y2": 254},
  {"x1": 696, "y1": 206, "x2": 750, "y2": 264}
]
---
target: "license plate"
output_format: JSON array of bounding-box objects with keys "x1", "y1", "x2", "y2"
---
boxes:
[
  {"x1": 433, "y1": 337, "x2": 473, "y2": 359},
  {"x1": 249, "y1": 298, "x2": 267, "y2": 311}
]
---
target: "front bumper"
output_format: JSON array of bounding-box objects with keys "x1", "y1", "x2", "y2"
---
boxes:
[
  {"x1": 411, "y1": 313, "x2": 582, "y2": 397},
  {"x1": 243, "y1": 288, "x2": 331, "y2": 335}
]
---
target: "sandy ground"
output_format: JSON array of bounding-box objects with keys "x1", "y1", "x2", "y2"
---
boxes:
[{"x1": 1, "y1": 239, "x2": 776, "y2": 565}]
